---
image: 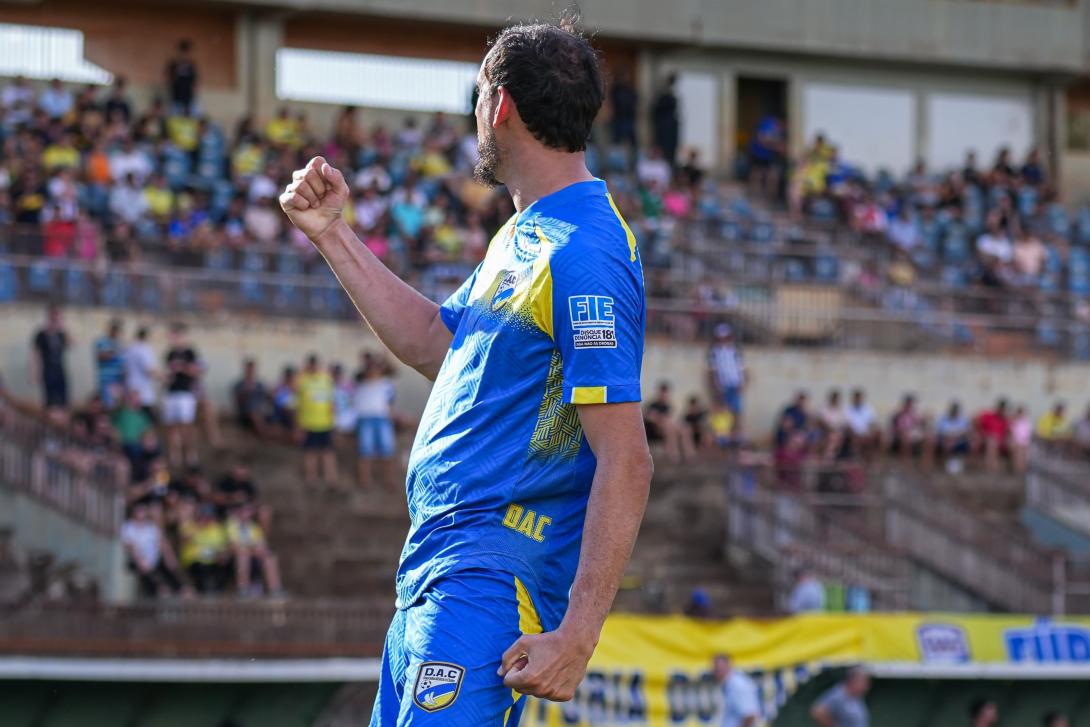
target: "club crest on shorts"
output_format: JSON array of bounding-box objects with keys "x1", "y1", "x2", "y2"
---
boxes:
[
  {"x1": 491, "y1": 270, "x2": 519, "y2": 311},
  {"x1": 413, "y1": 661, "x2": 465, "y2": 712}
]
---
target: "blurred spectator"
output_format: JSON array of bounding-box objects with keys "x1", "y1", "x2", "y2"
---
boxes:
[
  {"x1": 332, "y1": 363, "x2": 355, "y2": 442},
  {"x1": 775, "y1": 430, "x2": 809, "y2": 491},
  {"x1": 683, "y1": 588, "x2": 712, "y2": 618},
  {"x1": 707, "y1": 402, "x2": 736, "y2": 451},
  {"x1": 233, "y1": 358, "x2": 270, "y2": 436},
  {"x1": 682, "y1": 396, "x2": 709, "y2": 452},
  {"x1": 226, "y1": 503, "x2": 282, "y2": 597},
  {"x1": 162, "y1": 322, "x2": 201, "y2": 467},
  {"x1": 643, "y1": 381, "x2": 694, "y2": 463},
  {"x1": 1010, "y1": 405, "x2": 1032, "y2": 473},
  {"x1": 214, "y1": 463, "x2": 271, "y2": 531},
  {"x1": 637, "y1": 146, "x2": 671, "y2": 190},
  {"x1": 104, "y1": 76, "x2": 132, "y2": 124},
  {"x1": 818, "y1": 389, "x2": 848, "y2": 460},
  {"x1": 297, "y1": 353, "x2": 338, "y2": 485},
  {"x1": 748, "y1": 114, "x2": 786, "y2": 201},
  {"x1": 128, "y1": 429, "x2": 163, "y2": 484},
  {"x1": 788, "y1": 567, "x2": 826, "y2": 614},
  {"x1": 934, "y1": 401, "x2": 972, "y2": 473},
  {"x1": 713, "y1": 653, "x2": 759, "y2": 727},
  {"x1": 177, "y1": 502, "x2": 229, "y2": 594},
  {"x1": 121, "y1": 501, "x2": 189, "y2": 598},
  {"x1": 1036, "y1": 401, "x2": 1070, "y2": 442},
  {"x1": 1043, "y1": 712, "x2": 1070, "y2": 727},
  {"x1": 651, "y1": 74, "x2": 679, "y2": 166},
  {"x1": 109, "y1": 172, "x2": 149, "y2": 224},
  {"x1": 124, "y1": 326, "x2": 159, "y2": 422},
  {"x1": 707, "y1": 323, "x2": 746, "y2": 431},
  {"x1": 112, "y1": 389, "x2": 153, "y2": 461},
  {"x1": 354, "y1": 358, "x2": 397, "y2": 489},
  {"x1": 810, "y1": 667, "x2": 870, "y2": 727},
  {"x1": 976, "y1": 398, "x2": 1010, "y2": 472},
  {"x1": 166, "y1": 39, "x2": 199, "y2": 115},
  {"x1": 889, "y1": 395, "x2": 927, "y2": 462},
  {"x1": 1, "y1": 75, "x2": 33, "y2": 110},
  {"x1": 1074, "y1": 404, "x2": 1090, "y2": 457},
  {"x1": 94, "y1": 318, "x2": 125, "y2": 407},
  {"x1": 31, "y1": 305, "x2": 69, "y2": 410},
  {"x1": 38, "y1": 78, "x2": 73, "y2": 120},
  {"x1": 886, "y1": 207, "x2": 920, "y2": 253},
  {"x1": 969, "y1": 699, "x2": 999, "y2": 727},
  {"x1": 609, "y1": 70, "x2": 638, "y2": 149},
  {"x1": 845, "y1": 389, "x2": 880, "y2": 457},
  {"x1": 775, "y1": 391, "x2": 810, "y2": 448},
  {"x1": 272, "y1": 365, "x2": 298, "y2": 437}
]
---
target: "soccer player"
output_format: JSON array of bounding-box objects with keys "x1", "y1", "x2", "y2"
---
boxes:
[{"x1": 279, "y1": 17, "x2": 652, "y2": 726}]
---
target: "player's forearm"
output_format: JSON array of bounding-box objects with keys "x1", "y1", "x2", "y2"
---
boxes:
[
  {"x1": 560, "y1": 449, "x2": 652, "y2": 646},
  {"x1": 313, "y1": 219, "x2": 452, "y2": 380}
]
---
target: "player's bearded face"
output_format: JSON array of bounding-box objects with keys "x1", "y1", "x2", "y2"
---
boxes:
[{"x1": 474, "y1": 121, "x2": 502, "y2": 188}]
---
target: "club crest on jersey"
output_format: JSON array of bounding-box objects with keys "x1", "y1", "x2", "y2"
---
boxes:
[
  {"x1": 491, "y1": 270, "x2": 519, "y2": 311},
  {"x1": 413, "y1": 662, "x2": 465, "y2": 712}
]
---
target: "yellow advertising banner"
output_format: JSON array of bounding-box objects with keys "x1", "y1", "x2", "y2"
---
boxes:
[{"x1": 520, "y1": 613, "x2": 1090, "y2": 726}]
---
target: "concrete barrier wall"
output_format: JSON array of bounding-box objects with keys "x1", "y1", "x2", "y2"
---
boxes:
[{"x1": 2, "y1": 303, "x2": 1088, "y2": 440}]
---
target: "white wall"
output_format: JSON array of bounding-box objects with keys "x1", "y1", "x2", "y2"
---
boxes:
[
  {"x1": 802, "y1": 82, "x2": 916, "y2": 175},
  {"x1": 926, "y1": 92, "x2": 1033, "y2": 171},
  {"x1": 677, "y1": 71, "x2": 719, "y2": 166}
]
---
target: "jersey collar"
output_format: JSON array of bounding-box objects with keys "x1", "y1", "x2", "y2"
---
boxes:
[{"x1": 515, "y1": 178, "x2": 607, "y2": 227}]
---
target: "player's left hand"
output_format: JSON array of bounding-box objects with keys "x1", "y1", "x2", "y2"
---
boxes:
[{"x1": 497, "y1": 629, "x2": 595, "y2": 702}]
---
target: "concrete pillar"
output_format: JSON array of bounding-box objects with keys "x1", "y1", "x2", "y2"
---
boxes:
[{"x1": 239, "y1": 10, "x2": 285, "y2": 122}]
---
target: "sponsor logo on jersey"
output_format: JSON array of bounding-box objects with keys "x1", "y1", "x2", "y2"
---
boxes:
[
  {"x1": 491, "y1": 271, "x2": 520, "y2": 312},
  {"x1": 569, "y1": 295, "x2": 616, "y2": 349}
]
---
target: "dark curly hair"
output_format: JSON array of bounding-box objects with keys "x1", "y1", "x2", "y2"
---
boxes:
[{"x1": 483, "y1": 14, "x2": 604, "y2": 153}]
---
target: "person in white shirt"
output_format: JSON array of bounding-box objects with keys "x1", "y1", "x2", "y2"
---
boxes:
[
  {"x1": 110, "y1": 137, "x2": 153, "y2": 184},
  {"x1": 353, "y1": 358, "x2": 397, "y2": 489},
  {"x1": 636, "y1": 146, "x2": 672, "y2": 190},
  {"x1": 714, "y1": 654, "x2": 759, "y2": 727},
  {"x1": 845, "y1": 388, "x2": 880, "y2": 458},
  {"x1": 109, "y1": 172, "x2": 149, "y2": 224},
  {"x1": 121, "y1": 502, "x2": 187, "y2": 598},
  {"x1": 1, "y1": 75, "x2": 34, "y2": 110},
  {"x1": 788, "y1": 568, "x2": 826, "y2": 614},
  {"x1": 124, "y1": 326, "x2": 159, "y2": 419},
  {"x1": 38, "y1": 78, "x2": 73, "y2": 120}
]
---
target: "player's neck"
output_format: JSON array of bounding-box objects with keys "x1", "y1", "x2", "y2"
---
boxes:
[{"x1": 504, "y1": 150, "x2": 594, "y2": 213}]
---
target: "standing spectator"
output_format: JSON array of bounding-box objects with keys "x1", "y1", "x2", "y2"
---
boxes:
[
  {"x1": 713, "y1": 653, "x2": 759, "y2": 727},
  {"x1": 162, "y1": 323, "x2": 201, "y2": 468},
  {"x1": 787, "y1": 567, "x2": 826, "y2": 614},
  {"x1": 810, "y1": 667, "x2": 870, "y2": 727},
  {"x1": 1036, "y1": 402, "x2": 1070, "y2": 442},
  {"x1": 644, "y1": 382, "x2": 694, "y2": 463},
  {"x1": 935, "y1": 401, "x2": 972, "y2": 472},
  {"x1": 682, "y1": 396, "x2": 709, "y2": 452},
  {"x1": 297, "y1": 353, "x2": 338, "y2": 485},
  {"x1": 124, "y1": 326, "x2": 159, "y2": 422},
  {"x1": 1010, "y1": 406, "x2": 1032, "y2": 473},
  {"x1": 233, "y1": 358, "x2": 269, "y2": 436},
  {"x1": 1073, "y1": 404, "x2": 1090, "y2": 458},
  {"x1": 121, "y1": 502, "x2": 188, "y2": 598},
  {"x1": 845, "y1": 389, "x2": 880, "y2": 457},
  {"x1": 976, "y1": 399, "x2": 1010, "y2": 472},
  {"x1": 112, "y1": 389, "x2": 153, "y2": 461},
  {"x1": 651, "y1": 73, "x2": 679, "y2": 166},
  {"x1": 354, "y1": 361, "x2": 397, "y2": 489},
  {"x1": 969, "y1": 699, "x2": 999, "y2": 727},
  {"x1": 226, "y1": 503, "x2": 282, "y2": 597},
  {"x1": 748, "y1": 115, "x2": 786, "y2": 200},
  {"x1": 31, "y1": 305, "x2": 69, "y2": 410},
  {"x1": 707, "y1": 323, "x2": 747, "y2": 431},
  {"x1": 94, "y1": 318, "x2": 125, "y2": 407},
  {"x1": 272, "y1": 366, "x2": 298, "y2": 438},
  {"x1": 38, "y1": 78, "x2": 73, "y2": 120},
  {"x1": 332, "y1": 363, "x2": 356, "y2": 446},
  {"x1": 166, "y1": 39, "x2": 198, "y2": 115},
  {"x1": 104, "y1": 76, "x2": 132, "y2": 123},
  {"x1": 609, "y1": 70, "x2": 638, "y2": 149},
  {"x1": 1043, "y1": 712, "x2": 1070, "y2": 727}
]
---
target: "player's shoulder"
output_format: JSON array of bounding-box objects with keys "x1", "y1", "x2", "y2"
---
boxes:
[{"x1": 537, "y1": 198, "x2": 638, "y2": 272}]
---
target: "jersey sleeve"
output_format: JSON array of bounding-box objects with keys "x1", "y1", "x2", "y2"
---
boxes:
[
  {"x1": 551, "y1": 241, "x2": 645, "y2": 405},
  {"x1": 438, "y1": 263, "x2": 482, "y2": 334}
]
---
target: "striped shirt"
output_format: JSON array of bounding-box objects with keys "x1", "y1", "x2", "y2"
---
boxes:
[{"x1": 709, "y1": 343, "x2": 745, "y2": 389}]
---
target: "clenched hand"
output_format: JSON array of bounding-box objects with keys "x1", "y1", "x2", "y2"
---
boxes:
[{"x1": 279, "y1": 155, "x2": 349, "y2": 242}]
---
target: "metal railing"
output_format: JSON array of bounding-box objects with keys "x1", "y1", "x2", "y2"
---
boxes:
[
  {"x1": 0, "y1": 395, "x2": 127, "y2": 536},
  {"x1": 0, "y1": 599, "x2": 391, "y2": 657}
]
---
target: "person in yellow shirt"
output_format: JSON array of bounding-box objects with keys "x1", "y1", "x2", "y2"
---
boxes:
[
  {"x1": 178, "y1": 503, "x2": 229, "y2": 593},
  {"x1": 143, "y1": 174, "x2": 175, "y2": 224},
  {"x1": 296, "y1": 353, "x2": 337, "y2": 485},
  {"x1": 42, "y1": 132, "x2": 81, "y2": 171},
  {"x1": 265, "y1": 107, "x2": 299, "y2": 149},
  {"x1": 166, "y1": 114, "x2": 200, "y2": 152},
  {"x1": 1036, "y1": 402, "x2": 1070, "y2": 442},
  {"x1": 231, "y1": 139, "x2": 266, "y2": 180},
  {"x1": 226, "y1": 503, "x2": 283, "y2": 597}
]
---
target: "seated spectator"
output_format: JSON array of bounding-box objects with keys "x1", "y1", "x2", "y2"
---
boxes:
[
  {"x1": 845, "y1": 388, "x2": 880, "y2": 457},
  {"x1": 1011, "y1": 230, "x2": 1047, "y2": 285},
  {"x1": 889, "y1": 394, "x2": 928, "y2": 461},
  {"x1": 976, "y1": 398, "x2": 1010, "y2": 472},
  {"x1": 167, "y1": 465, "x2": 212, "y2": 508},
  {"x1": 127, "y1": 429, "x2": 162, "y2": 484},
  {"x1": 643, "y1": 382, "x2": 694, "y2": 463},
  {"x1": 934, "y1": 401, "x2": 972, "y2": 473},
  {"x1": 214, "y1": 463, "x2": 271, "y2": 533},
  {"x1": 127, "y1": 456, "x2": 171, "y2": 514},
  {"x1": 788, "y1": 567, "x2": 826, "y2": 614},
  {"x1": 233, "y1": 358, "x2": 270, "y2": 436},
  {"x1": 121, "y1": 502, "x2": 189, "y2": 598},
  {"x1": 1035, "y1": 402, "x2": 1070, "y2": 443},
  {"x1": 976, "y1": 215, "x2": 1013, "y2": 266},
  {"x1": 112, "y1": 389, "x2": 153, "y2": 461},
  {"x1": 886, "y1": 207, "x2": 919, "y2": 252},
  {"x1": 818, "y1": 389, "x2": 848, "y2": 459},
  {"x1": 1010, "y1": 405, "x2": 1032, "y2": 473},
  {"x1": 682, "y1": 396, "x2": 709, "y2": 452},
  {"x1": 226, "y1": 503, "x2": 283, "y2": 598},
  {"x1": 776, "y1": 391, "x2": 811, "y2": 448},
  {"x1": 775, "y1": 429, "x2": 810, "y2": 491},
  {"x1": 177, "y1": 502, "x2": 230, "y2": 594}
]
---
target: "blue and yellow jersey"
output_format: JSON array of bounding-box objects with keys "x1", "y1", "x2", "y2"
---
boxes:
[{"x1": 397, "y1": 179, "x2": 645, "y2": 629}]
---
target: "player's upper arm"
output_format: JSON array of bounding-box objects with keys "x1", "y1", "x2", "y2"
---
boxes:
[
  {"x1": 438, "y1": 261, "x2": 483, "y2": 335},
  {"x1": 550, "y1": 230, "x2": 645, "y2": 407}
]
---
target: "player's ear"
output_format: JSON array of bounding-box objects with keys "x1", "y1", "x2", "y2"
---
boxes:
[{"x1": 492, "y1": 86, "x2": 513, "y2": 128}]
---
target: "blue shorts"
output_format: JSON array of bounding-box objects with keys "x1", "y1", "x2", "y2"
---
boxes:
[
  {"x1": 358, "y1": 416, "x2": 395, "y2": 458},
  {"x1": 721, "y1": 386, "x2": 743, "y2": 414},
  {"x1": 370, "y1": 569, "x2": 541, "y2": 726}
]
